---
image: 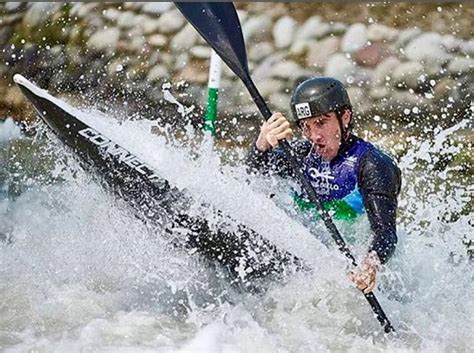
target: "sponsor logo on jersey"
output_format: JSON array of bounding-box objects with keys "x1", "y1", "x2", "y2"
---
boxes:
[
  {"x1": 343, "y1": 156, "x2": 357, "y2": 167},
  {"x1": 307, "y1": 167, "x2": 339, "y2": 195}
]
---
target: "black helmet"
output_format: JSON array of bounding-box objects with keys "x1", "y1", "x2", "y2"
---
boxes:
[{"x1": 290, "y1": 77, "x2": 351, "y2": 122}]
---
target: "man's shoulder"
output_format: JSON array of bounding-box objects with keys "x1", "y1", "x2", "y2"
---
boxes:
[
  {"x1": 351, "y1": 136, "x2": 398, "y2": 168},
  {"x1": 357, "y1": 139, "x2": 402, "y2": 194},
  {"x1": 363, "y1": 145, "x2": 399, "y2": 170}
]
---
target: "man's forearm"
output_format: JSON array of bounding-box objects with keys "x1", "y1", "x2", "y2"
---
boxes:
[
  {"x1": 246, "y1": 141, "x2": 280, "y2": 176},
  {"x1": 366, "y1": 195, "x2": 398, "y2": 263}
]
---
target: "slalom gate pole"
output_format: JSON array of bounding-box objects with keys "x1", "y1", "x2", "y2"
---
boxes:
[{"x1": 204, "y1": 49, "x2": 222, "y2": 136}]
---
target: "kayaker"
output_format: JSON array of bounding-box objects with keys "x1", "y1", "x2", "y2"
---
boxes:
[{"x1": 247, "y1": 76, "x2": 402, "y2": 294}]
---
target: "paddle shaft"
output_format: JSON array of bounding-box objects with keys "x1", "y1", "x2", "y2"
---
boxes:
[{"x1": 247, "y1": 79, "x2": 394, "y2": 333}]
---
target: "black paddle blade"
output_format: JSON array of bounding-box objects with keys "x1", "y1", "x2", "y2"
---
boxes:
[{"x1": 174, "y1": 2, "x2": 250, "y2": 83}]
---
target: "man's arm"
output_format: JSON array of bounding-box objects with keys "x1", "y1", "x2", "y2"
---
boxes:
[
  {"x1": 246, "y1": 141, "x2": 277, "y2": 175},
  {"x1": 359, "y1": 148, "x2": 402, "y2": 264},
  {"x1": 246, "y1": 112, "x2": 310, "y2": 178},
  {"x1": 246, "y1": 139, "x2": 311, "y2": 178},
  {"x1": 350, "y1": 148, "x2": 401, "y2": 293}
]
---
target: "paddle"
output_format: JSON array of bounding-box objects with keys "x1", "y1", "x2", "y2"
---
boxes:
[{"x1": 174, "y1": 2, "x2": 395, "y2": 334}]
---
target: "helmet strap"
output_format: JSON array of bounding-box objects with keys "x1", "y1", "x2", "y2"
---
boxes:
[{"x1": 336, "y1": 110, "x2": 348, "y2": 142}]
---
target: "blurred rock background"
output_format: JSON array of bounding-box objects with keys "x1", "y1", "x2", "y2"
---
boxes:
[{"x1": 0, "y1": 2, "x2": 472, "y2": 146}]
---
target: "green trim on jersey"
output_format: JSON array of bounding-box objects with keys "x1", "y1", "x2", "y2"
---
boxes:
[{"x1": 293, "y1": 193, "x2": 359, "y2": 221}]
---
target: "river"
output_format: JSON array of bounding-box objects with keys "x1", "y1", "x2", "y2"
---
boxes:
[{"x1": 0, "y1": 101, "x2": 472, "y2": 352}]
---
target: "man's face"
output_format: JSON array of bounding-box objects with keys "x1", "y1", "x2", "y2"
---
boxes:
[{"x1": 301, "y1": 111, "x2": 350, "y2": 161}]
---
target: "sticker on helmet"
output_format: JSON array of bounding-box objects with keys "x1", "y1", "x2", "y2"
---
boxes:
[{"x1": 295, "y1": 103, "x2": 312, "y2": 119}]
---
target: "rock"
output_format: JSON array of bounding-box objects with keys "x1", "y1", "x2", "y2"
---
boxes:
[
  {"x1": 84, "y1": 14, "x2": 106, "y2": 31},
  {"x1": 107, "y1": 59, "x2": 128, "y2": 77},
  {"x1": 4, "y1": 87, "x2": 24, "y2": 108},
  {"x1": 460, "y1": 39, "x2": 474, "y2": 56},
  {"x1": 190, "y1": 46, "x2": 211, "y2": 59},
  {"x1": 23, "y1": 2, "x2": 61, "y2": 28},
  {"x1": 103, "y1": 8, "x2": 121, "y2": 22},
  {"x1": 0, "y1": 13, "x2": 22, "y2": 27},
  {"x1": 353, "y1": 68, "x2": 373, "y2": 87},
  {"x1": 171, "y1": 24, "x2": 199, "y2": 51},
  {"x1": 161, "y1": 52, "x2": 175, "y2": 68},
  {"x1": 236, "y1": 9, "x2": 248, "y2": 24},
  {"x1": 392, "y1": 90, "x2": 430, "y2": 110},
  {"x1": 0, "y1": 27, "x2": 12, "y2": 44},
  {"x1": 253, "y1": 52, "x2": 286, "y2": 82},
  {"x1": 404, "y1": 32, "x2": 451, "y2": 64},
  {"x1": 123, "y1": 2, "x2": 143, "y2": 11},
  {"x1": 376, "y1": 94, "x2": 419, "y2": 119},
  {"x1": 329, "y1": 23, "x2": 348, "y2": 36},
  {"x1": 176, "y1": 62, "x2": 209, "y2": 84},
  {"x1": 87, "y1": 27, "x2": 120, "y2": 52},
  {"x1": 353, "y1": 43, "x2": 391, "y2": 68},
  {"x1": 268, "y1": 92, "x2": 291, "y2": 113},
  {"x1": 433, "y1": 77, "x2": 458, "y2": 101},
  {"x1": 257, "y1": 78, "x2": 286, "y2": 98},
  {"x1": 242, "y1": 15, "x2": 272, "y2": 43},
  {"x1": 367, "y1": 24, "x2": 399, "y2": 42},
  {"x1": 49, "y1": 45, "x2": 67, "y2": 68},
  {"x1": 116, "y1": 12, "x2": 144, "y2": 29},
  {"x1": 270, "y1": 60, "x2": 304, "y2": 80},
  {"x1": 306, "y1": 37, "x2": 340, "y2": 69},
  {"x1": 395, "y1": 28, "x2": 421, "y2": 49},
  {"x1": 248, "y1": 42, "x2": 274, "y2": 62},
  {"x1": 127, "y1": 36, "x2": 146, "y2": 53},
  {"x1": 289, "y1": 39, "x2": 311, "y2": 57},
  {"x1": 133, "y1": 14, "x2": 151, "y2": 31},
  {"x1": 392, "y1": 61, "x2": 425, "y2": 89},
  {"x1": 324, "y1": 53, "x2": 356, "y2": 83},
  {"x1": 135, "y1": 65, "x2": 157, "y2": 82},
  {"x1": 447, "y1": 57, "x2": 474, "y2": 76},
  {"x1": 5, "y1": 2, "x2": 23, "y2": 12},
  {"x1": 147, "y1": 51, "x2": 161, "y2": 67},
  {"x1": 442, "y1": 34, "x2": 463, "y2": 53},
  {"x1": 148, "y1": 34, "x2": 167, "y2": 48},
  {"x1": 156, "y1": 9, "x2": 185, "y2": 34},
  {"x1": 341, "y1": 23, "x2": 368, "y2": 53},
  {"x1": 371, "y1": 56, "x2": 401, "y2": 87},
  {"x1": 347, "y1": 86, "x2": 366, "y2": 112},
  {"x1": 434, "y1": 77, "x2": 466, "y2": 110},
  {"x1": 295, "y1": 16, "x2": 326, "y2": 41},
  {"x1": 70, "y1": 3, "x2": 99, "y2": 19},
  {"x1": 297, "y1": 21, "x2": 333, "y2": 42},
  {"x1": 306, "y1": 22, "x2": 337, "y2": 39},
  {"x1": 423, "y1": 62, "x2": 444, "y2": 79},
  {"x1": 173, "y1": 53, "x2": 190, "y2": 71},
  {"x1": 369, "y1": 86, "x2": 391, "y2": 100},
  {"x1": 147, "y1": 65, "x2": 169, "y2": 82},
  {"x1": 141, "y1": 18, "x2": 160, "y2": 35},
  {"x1": 273, "y1": 16, "x2": 298, "y2": 49},
  {"x1": 142, "y1": 2, "x2": 173, "y2": 15}
]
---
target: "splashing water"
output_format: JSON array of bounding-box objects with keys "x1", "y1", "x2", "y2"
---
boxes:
[
  {"x1": 0, "y1": 118, "x2": 21, "y2": 143},
  {"x1": 0, "y1": 94, "x2": 472, "y2": 353},
  {"x1": 162, "y1": 82, "x2": 195, "y2": 118}
]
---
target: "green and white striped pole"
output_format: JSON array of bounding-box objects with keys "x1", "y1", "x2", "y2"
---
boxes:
[{"x1": 204, "y1": 49, "x2": 222, "y2": 136}]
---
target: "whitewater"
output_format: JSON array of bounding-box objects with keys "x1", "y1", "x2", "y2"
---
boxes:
[{"x1": 0, "y1": 89, "x2": 472, "y2": 352}]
